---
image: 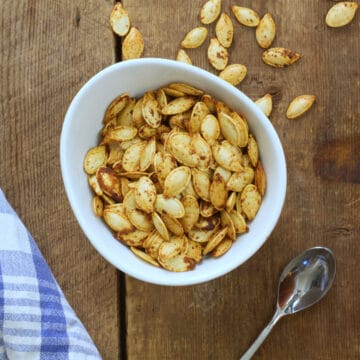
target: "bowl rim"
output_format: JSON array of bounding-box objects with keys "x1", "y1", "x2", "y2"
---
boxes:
[{"x1": 60, "y1": 58, "x2": 287, "y2": 286}]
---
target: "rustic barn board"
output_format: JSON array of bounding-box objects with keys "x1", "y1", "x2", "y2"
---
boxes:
[
  {"x1": 1, "y1": 0, "x2": 359, "y2": 359},
  {"x1": 123, "y1": 1, "x2": 359, "y2": 359},
  {"x1": 0, "y1": 1, "x2": 121, "y2": 358}
]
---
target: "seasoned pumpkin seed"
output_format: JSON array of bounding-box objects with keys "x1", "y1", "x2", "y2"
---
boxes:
[
  {"x1": 92, "y1": 196, "x2": 104, "y2": 217},
  {"x1": 134, "y1": 176, "x2": 156, "y2": 213},
  {"x1": 180, "y1": 195, "x2": 200, "y2": 232},
  {"x1": 192, "y1": 168, "x2": 211, "y2": 202},
  {"x1": 168, "y1": 83, "x2": 204, "y2": 97},
  {"x1": 208, "y1": 38, "x2": 229, "y2": 70},
  {"x1": 142, "y1": 92, "x2": 162, "y2": 128},
  {"x1": 201, "y1": 114, "x2": 220, "y2": 144},
  {"x1": 84, "y1": 145, "x2": 108, "y2": 175},
  {"x1": 122, "y1": 27, "x2": 144, "y2": 60},
  {"x1": 152, "y1": 212, "x2": 170, "y2": 241},
  {"x1": 215, "y1": 13, "x2": 234, "y2": 48},
  {"x1": 96, "y1": 166, "x2": 122, "y2": 202},
  {"x1": 231, "y1": 6, "x2": 260, "y2": 27},
  {"x1": 209, "y1": 170, "x2": 228, "y2": 210},
  {"x1": 131, "y1": 246, "x2": 160, "y2": 267},
  {"x1": 256, "y1": 13, "x2": 276, "y2": 49},
  {"x1": 286, "y1": 95, "x2": 316, "y2": 119},
  {"x1": 189, "y1": 101, "x2": 210, "y2": 133},
  {"x1": 219, "y1": 64, "x2": 247, "y2": 86},
  {"x1": 247, "y1": 134, "x2": 259, "y2": 167},
  {"x1": 212, "y1": 237, "x2": 232, "y2": 257},
  {"x1": 240, "y1": 184, "x2": 262, "y2": 221},
  {"x1": 262, "y1": 47, "x2": 301, "y2": 68},
  {"x1": 163, "y1": 166, "x2": 191, "y2": 198},
  {"x1": 176, "y1": 49, "x2": 192, "y2": 64},
  {"x1": 326, "y1": 2, "x2": 358, "y2": 27},
  {"x1": 155, "y1": 195, "x2": 185, "y2": 218},
  {"x1": 162, "y1": 214, "x2": 185, "y2": 236},
  {"x1": 158, "y1": 253, "x2": 195, "y2": 272},
  {"x1": 200, "y1": 0, "x2": 221, "y2": 24},
  {"x1": 212, "y1": 141, "x2": 243, "y2": 172},
  {"x1": 181, "y1": 27, "x2": 208, "y2": 48},
  {"x1": 122, "y1": 141, "x2": 145, "y2": 172},
  {"x1": 203, "y1": 227, "x2": 228, "y2": 255},
  {"x1": 104, "y1": 93, "x2": 130, "y2": 124},
  {"x1": 103, "y1": 206, "x2": 133, "y2": 233},
  {"x1": 106, "y1": 126, "x2": 137, "y2": 142},
  {"x1": 255, "y1": 94, "x2": 273, "y2": 117},
  {"x1": 162, "y1": 96, "x2": 197, "y2": 115},
  {"x1": 110, "y1": 3, "x2": 130, "y2": 37},
  {"x1": 254, "y1": 160, "x2": 266, "y2": 196}
]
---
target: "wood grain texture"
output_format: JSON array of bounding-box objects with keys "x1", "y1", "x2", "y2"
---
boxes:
[
  {"x1": 1, "y1": 0, "x2": 359, "y2": 359},
  {"x1": 123, "y1": 1, "x2": 359, "y2": 359},
  {"x1": 0, "y1": 1, "x2": 120, "y2": 359}
]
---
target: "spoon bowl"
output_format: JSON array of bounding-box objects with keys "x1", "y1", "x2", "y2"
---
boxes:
[
  {"x1": 277, "y1": 247, "x2": 336, "y2": 315},
  {"x1": 240, "y1": 246, "x2": 336, "y2": 360}
]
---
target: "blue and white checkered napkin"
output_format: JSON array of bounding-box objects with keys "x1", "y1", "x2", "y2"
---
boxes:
[{"x1": 0, "y1": 189, "x2": 101, "y2": 360}]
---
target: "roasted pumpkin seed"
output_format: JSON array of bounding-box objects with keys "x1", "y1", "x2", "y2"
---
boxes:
[
  {"x1": 203, "y1": 227, "x2": 228, "y2": 255},
  {"x1": 180, "y1": 195, "x2": 200, "y2": 232},
  {"x1": 255, "y1": 94, "x2": 273, "y2": 117},
  {"x1": 181, "y1": 27, "x2": 208, "y2": 48},
  {"x1": 122, "y1": 27, "x2": 144, "y2": 60},
  {"x1": 219, "y1": 64, "x2": 247, "y2": 86},
  {"x1": 162, "y1": 96, "x2": 197, "y2": 115},
  {"x1": 200, "y1": 0, "x2": 221, "y2": 24},
  {"x1": 155, "y1": 194, "x2": 185, "y2": 218},
  {"x1": 104, "y1": 93, "x2": 130, "y2": 125},
  {"x1": 168, "y1": 83, "x2": 204, "y2": 97},
  {"x1": 256, "y1": 13, "x2": 276, "y2": 49},
  {"x1": 110, "y1": 3, "x2": 130, "y2": 37},
  {"x1": 176, "y1": 49, "x2": 192, "y2": 64},
  {"x1": 152, "y1": 212, "x2": 170, "y2": 241},
  {"x1": 231, "y1": 6, "x2": 260, "y2": 27},
  {"x1": 189, "y1": 101, "x2": 210, "y2": 133},
  {"x1": 103, "y1": 206, "x2": 133, "y2": 233},
  {"x1": 192, "y1": 168, "x2": 211, "y2": 201},
  {"x1": 135, "y1": 176, "x2": 156, "y2": 213},
  {"x1": 262, "y1": 47, "x2": 301, "y2": 68},
  {"x1": 212, "y1": 141, "x2": 243, "y2": 172},
  {"x1": 142, "y1": 92, "x2": 162, "y2": 128},
  {"x1": 96, "y1": 166, "x2": 122, "y2": 202},
  {"x1": 163, "y1": 166, "x2": 191, "y2": 198},
  {"x1": 212, "y1": 237, "x2": 232, "y2": 257},
  {"x1": 84, "y1": 145, "x2": 108, "y2": 175},
  {"x1": 92, "y1": 196, "x2": 104, "y2": 217},
  {"x1": 162, "y1": 214, "x2": 185, "y2": 236},
  {"x1": 158, "y1": 253, "x2": 195, "y2": 272},
  {"x1": 286, "y1": 95, "x2": 316, "y2": 119},
  {"x1": 240, "y1": 184, "x2": 261, "y2": 221},
  {"x1": 326, "y1": 2, "x2": 358, "y2": 27},
  {"x1": 208, "y1": 38, "x2": 229, "y2": 70},
  {"x1": 254, "y1": 160, "x2": 266, "y2": 196},
  {"x1": 215, "y1": 13, "x2": 234, "y2": 48},
  {"x1": 131, "y1": 246, "x2": 160, "y2": 267}
]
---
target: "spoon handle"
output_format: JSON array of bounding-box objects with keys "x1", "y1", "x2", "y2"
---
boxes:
[{"x1": 240, "y1": 310, "x2": 282, "y2": 360}]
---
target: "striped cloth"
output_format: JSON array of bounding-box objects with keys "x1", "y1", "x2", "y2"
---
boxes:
[{"x1": 0, "y1": 189, "x2": 101, "y2": 360}]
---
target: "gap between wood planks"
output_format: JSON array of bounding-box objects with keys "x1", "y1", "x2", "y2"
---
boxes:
[{"x1": 114, "y1": 3, "x2": 126, "y2": 359}]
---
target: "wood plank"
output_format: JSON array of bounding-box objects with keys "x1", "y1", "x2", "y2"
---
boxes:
[
  {"x1": 0, "y1": 1, "x2": 120, "y2": 359},
  {"x1": 123, "y1": 0, "x2": 359, "y2": 359}
]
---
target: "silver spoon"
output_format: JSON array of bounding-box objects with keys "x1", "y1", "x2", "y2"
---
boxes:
[{"x1": 240, "y1": 246, "x2": 336, "y2": 360}]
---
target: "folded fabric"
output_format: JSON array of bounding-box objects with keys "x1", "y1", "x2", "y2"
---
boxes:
[{"x1": 0, "y1": 189, "x2": 101, "y2": 360}]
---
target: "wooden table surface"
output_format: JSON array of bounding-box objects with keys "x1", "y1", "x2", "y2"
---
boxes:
[{"x1": 1, "y1": 1, "x2": 359, "y2": 359}]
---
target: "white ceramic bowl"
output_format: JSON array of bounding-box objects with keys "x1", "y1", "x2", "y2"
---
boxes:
[{"x1": 60, "y1": 58, "x2": 286, "y2": 286}]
